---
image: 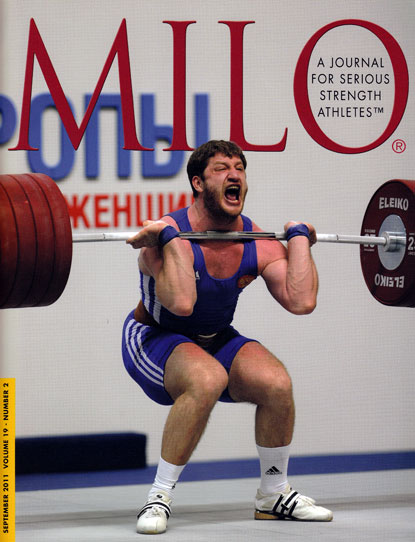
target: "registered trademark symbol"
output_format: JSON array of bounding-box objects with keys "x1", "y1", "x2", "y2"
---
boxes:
[{"x1": 392, "y1": 139, "x2": 406, "y2": 153}]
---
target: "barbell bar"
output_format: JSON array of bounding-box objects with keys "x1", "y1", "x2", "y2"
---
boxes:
[
  {"x1": 0, "y1": 173, "x2": 414, "y2": 309},
  {"x1": 71, "y1": 230, "x2": 406, "y2": 249}
]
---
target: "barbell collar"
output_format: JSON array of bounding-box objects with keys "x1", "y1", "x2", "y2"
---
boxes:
[{"x1": 380, "y1": 231, "x2": 407, "y2": 252}]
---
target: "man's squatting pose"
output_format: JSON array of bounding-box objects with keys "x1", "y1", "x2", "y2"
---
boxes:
[{"x1": 122, "y1": 140, "x2": 333, "y2": 534}]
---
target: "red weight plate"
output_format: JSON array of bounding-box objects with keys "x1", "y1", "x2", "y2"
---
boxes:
[
  {"x1": 27, "y1": 173, "x2": 73, "y2": 307},
  {"x1": 360, "y1": 179, "x2": 415, "y2": 307},
  {"x1": 10, "y1": 174, "x2": 56, "y2": 307},
  {"x1": 0, "y1": 175, "x2": 37, "y2": 308},
  {"x1": 0, "y1": 181, "x2": 19, "y2": 307}
]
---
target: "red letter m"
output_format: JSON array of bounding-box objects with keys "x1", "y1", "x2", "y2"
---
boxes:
[{"x1": 10, "y1": 19, "x2": 148, "y2": 151}]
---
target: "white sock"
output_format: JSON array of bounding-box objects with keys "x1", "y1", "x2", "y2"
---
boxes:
[
  {"x1": 256, "y1": 444, "x2": 290, "y2": 495},
  {"x1": 148, "y1": 457, "x2": 186, "y2": 499}
]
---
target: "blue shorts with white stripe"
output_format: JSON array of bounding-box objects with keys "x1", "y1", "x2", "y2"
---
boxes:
[{"x1": 121, "y1": 310, "x2": 256, "y2": 405}]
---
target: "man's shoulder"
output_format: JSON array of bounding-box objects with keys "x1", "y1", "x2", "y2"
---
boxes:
[
  {"x1": 244, "y1": 216, "x2": 260, "y2": 231},
  {"x1": 250, "y1": 219, "x2": 287, "y2": 273},
  {"x1": 161, "y1": 207, "x2": 189, "y2": 230}
]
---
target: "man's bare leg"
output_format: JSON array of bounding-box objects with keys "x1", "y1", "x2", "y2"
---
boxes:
[
  {"x1": 228, "y1": 341, "x2": 295, "y2": 448},
  {"x1": 162, "y1": 342, "x2": 229, "y2": 465},
  {"x1": 137, "y1": 342, "x2": 229, "y2": 534},
  {"x1": 227, "y1": 341, "x2": 332, "y2": 522}
]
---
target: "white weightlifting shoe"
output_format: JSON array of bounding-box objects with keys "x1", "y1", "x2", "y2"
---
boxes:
[
  {"x1": 255, "y1": 484, "x2": 333, "y2": 521},
  {"x1": 136, "y1": 490, "x2": 172, "y2": 534}
]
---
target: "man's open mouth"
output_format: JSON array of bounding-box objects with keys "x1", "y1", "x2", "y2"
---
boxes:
[{"x1": 224, "y1": 185, "x2": 241, "y2": 202}]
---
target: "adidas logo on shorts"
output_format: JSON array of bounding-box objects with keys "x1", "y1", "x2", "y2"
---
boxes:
[{"x1": 265, "y1": 466, "x2": 282, "y2": 475}]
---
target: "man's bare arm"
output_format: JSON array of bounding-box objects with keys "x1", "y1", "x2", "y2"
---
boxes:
[{"x1": 127, "y1": 220, "x2": 197, "y2": 316}]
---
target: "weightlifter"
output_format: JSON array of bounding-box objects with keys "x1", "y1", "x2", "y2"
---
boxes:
[{"x1": 122, "y1": 140, "x2": 333, "y2": 534}]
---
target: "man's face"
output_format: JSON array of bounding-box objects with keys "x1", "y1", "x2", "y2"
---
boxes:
[{"x1": 195, "y1": 153, "x2": 248, "y2": 222}]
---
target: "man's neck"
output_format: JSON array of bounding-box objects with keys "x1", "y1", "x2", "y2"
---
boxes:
[{"x1": 187, "y1": 200, "x2": 242, "y2": 232}]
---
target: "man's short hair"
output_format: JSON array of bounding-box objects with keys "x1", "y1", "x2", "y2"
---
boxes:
[{"x1": 186, "y1": 140, "x2": 247, "y2": 197}]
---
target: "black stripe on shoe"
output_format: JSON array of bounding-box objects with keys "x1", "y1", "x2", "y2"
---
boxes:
[
  {"x1": 270, "y1": 491, "x2": 299, "y2": 519},
  {"x1": 287, "y1": 500, "x2": 298, "y2": 518},
  {"x1": 137, "y1": 501, "x2": 171, "y2": 519},
  {"x1": 272, "y1": 495, "x2": 284, "y2": 514}
]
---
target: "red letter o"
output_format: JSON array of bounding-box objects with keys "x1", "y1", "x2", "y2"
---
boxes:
[{"x1": 294, "y1": 19, "x2": 409, "y2": 153}]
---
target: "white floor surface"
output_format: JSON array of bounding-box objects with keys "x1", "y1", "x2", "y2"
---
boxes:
[{"x1": 16, "y1": 469, "x2": 415, "y2": 541}]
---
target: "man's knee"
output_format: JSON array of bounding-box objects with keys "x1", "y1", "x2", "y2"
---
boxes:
[
  {"x1": 229, "y1": 343, "x2": 294, "y2": 404},
  {"x1": 189, "y1": 365, "x2": 229, "y2": 405},
  {"x1": 166, "y1": 355, "x2": 228, "y2": 405},
  {"x1": 260, "y1": 366, "x2": 293, "y2": 402}
]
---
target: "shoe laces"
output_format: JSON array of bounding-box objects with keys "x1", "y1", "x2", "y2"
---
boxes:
[
  {"x1": 139, "y1": 493, "x2": 171, "y2": 520},
  {"x1": 145, "y1": 504, "x2": 168, "y2": 518}
]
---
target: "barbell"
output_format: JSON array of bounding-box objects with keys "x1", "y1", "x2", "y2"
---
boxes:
[{"x1": 0, "y1": 173, "x2": 414, "y2": 309}]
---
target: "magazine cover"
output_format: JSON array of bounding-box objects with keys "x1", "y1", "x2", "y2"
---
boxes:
[{"x1": 0, "y1": 1, "x2": 414, "y2": 540}]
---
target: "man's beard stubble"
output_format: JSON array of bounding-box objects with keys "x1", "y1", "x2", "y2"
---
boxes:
[{"x1": 202, "y1": 184, "x2": 245, "y2": 225}]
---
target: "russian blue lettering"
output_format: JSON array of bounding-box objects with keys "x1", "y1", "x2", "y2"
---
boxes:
[
  {"x1": 1, "y1": 90, "x2": 210, "y2": 180},
  {"x1": 0, "y1": 95, "x2": 17, "y2": 145},
  {"x1": 141, "y1": 93, "x2": 209, "y2": 177},
  {"x1": 84, "y1": 94, "x2": 131, "y2": 179},
  {"x1": 28, "y1": 93, "x2": 75, "y2": 180},
  {"x1": 194, "y1": 94, "x2": 210, "y2": 147},
  {"x1": 141, "y1": 94, "x2": 185, "y2": 177}
]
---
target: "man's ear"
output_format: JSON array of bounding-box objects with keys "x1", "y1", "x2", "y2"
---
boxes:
[{"x1": 192, "y1": 176, "x2": 204, "y2": 195}]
